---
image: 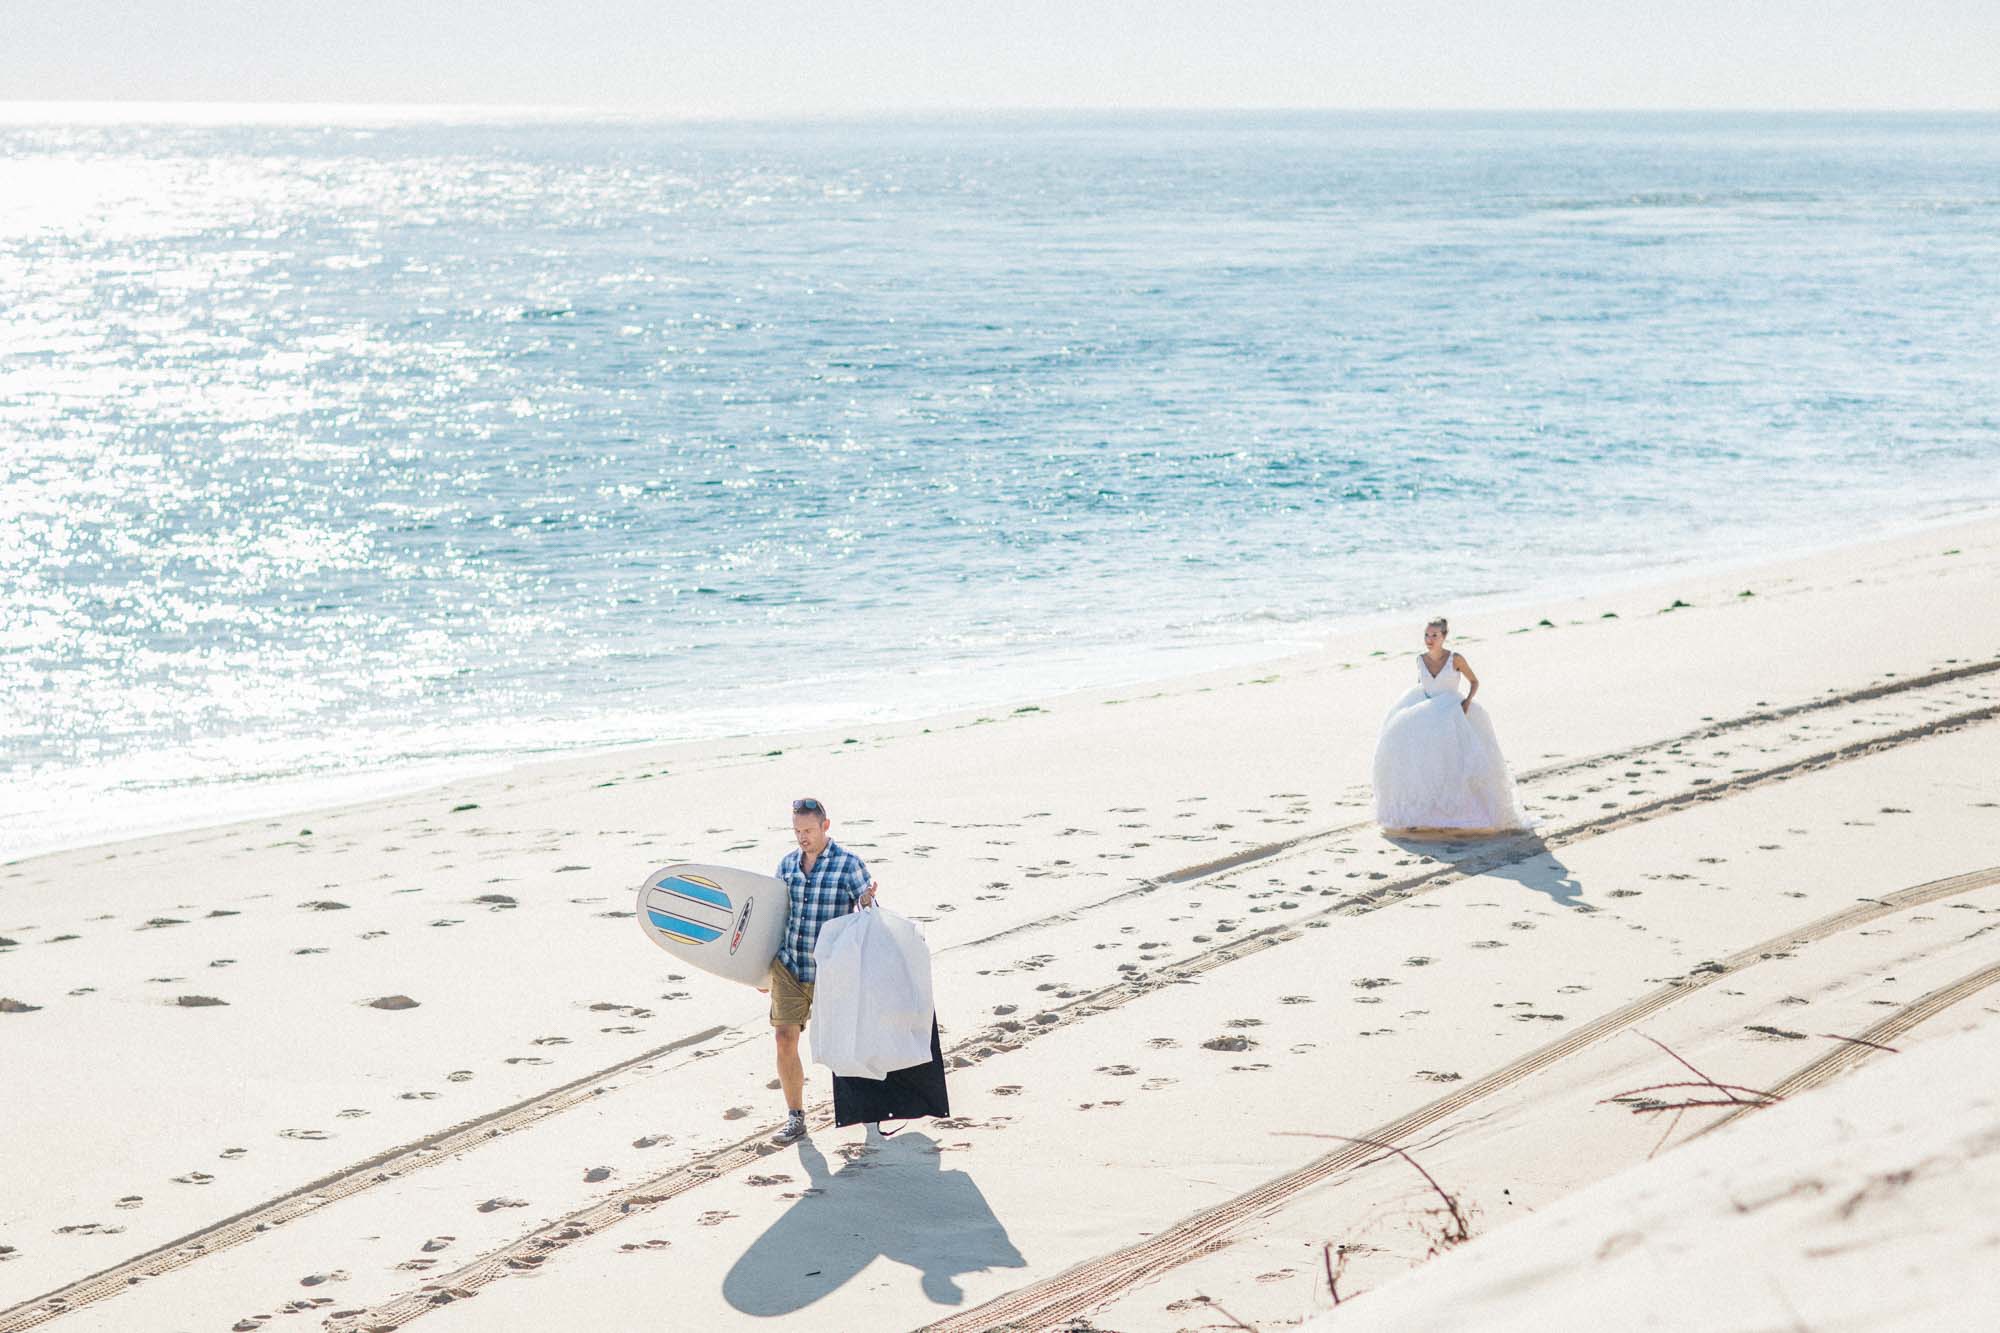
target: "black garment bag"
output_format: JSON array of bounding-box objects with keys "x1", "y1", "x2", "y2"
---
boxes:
[{"x1": 831, "y1": 1017, "x2": 949, "y2": 1129}]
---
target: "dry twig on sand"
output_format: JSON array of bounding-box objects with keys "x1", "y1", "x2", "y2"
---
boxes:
[
  {"x1": 1603, "y1": 1031, "x2": 1785, "y2": 1112},
  {"x1": 1281, "y1": 1131, "x2": 1474, "y2": 1256},
  {"x1": 1322, "y1": 1241, "x2": 1352, "y2": 1306},
  {"x1": 1601, "y1": 1031, "x2": 1784, "y2": 1157}
]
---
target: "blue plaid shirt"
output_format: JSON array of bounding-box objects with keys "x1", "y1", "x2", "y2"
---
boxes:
[{"x1": 776, "y1": 839, "x2": 871, "y2": 984}]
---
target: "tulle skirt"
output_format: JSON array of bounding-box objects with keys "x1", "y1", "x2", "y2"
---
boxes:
[{"x1": 1372, "y1": 689, "x2": 1531, "y2": 833}]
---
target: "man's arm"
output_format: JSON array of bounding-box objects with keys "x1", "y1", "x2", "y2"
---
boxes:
[{"x1": 850, "y1": 856, "x2": 878, "y2": 909}]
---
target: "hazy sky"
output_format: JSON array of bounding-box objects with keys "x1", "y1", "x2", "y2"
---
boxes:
[{"x1": 6, "y1": 1, "x2": 1999, "y2": 115}]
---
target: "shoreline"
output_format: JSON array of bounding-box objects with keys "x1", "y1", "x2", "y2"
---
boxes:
[{"x1": 13, "y1": 503, "x2": 1997, "y2": 868}]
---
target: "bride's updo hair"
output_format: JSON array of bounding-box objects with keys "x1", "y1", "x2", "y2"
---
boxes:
[{"x1": 1426, "y1": 616, "x2": 1449, "y2": 637}]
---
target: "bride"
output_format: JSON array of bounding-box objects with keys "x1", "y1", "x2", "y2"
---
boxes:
[{"x1": 1373, "y1": 618, "x2": 1531, "y2": 833}]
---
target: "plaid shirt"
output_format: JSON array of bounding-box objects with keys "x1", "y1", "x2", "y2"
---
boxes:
[{"x1": 775, "y1": 838, "x2": 870, "y2": 984}]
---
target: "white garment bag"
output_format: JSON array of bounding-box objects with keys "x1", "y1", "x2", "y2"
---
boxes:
[{"x1": 808, "y1": 906, "x2": 936, "y2": 1079}]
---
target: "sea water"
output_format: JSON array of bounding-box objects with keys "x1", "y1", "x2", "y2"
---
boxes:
[{"x1": 5, "y1": 110, "x2": 1999, "y2": 859}]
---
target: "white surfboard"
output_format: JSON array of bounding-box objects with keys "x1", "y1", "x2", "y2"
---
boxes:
[{"x1": 636, "y1": 863, "x2": 788, "y2": 987}]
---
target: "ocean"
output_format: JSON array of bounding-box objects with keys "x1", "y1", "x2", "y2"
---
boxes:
[{"x1": 5, "y1": 109, "x2": 1999, "y2": 859}]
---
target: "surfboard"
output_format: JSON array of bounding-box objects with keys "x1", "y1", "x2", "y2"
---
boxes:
[{"x1": 635, "y1": 863, "x2": 788, "y2": 987}]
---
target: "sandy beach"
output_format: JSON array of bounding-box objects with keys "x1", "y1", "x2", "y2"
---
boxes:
[{"x1": 4, "y1": 513, "x2": 1999, "y2": 1333}]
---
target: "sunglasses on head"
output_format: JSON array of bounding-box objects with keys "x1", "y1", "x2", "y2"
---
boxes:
[{"x1": 791, "y1": 798, "x2": 825, "y2": 816}]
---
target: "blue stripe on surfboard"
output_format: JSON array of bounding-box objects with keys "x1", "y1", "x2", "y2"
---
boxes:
[
  {"x1": 647, "y1": 910, "x2": 725, "y2": 944},
  {"x1": 656, "y1": 876, "x2": 731, "y2": 911},
  {"x1": 649, "y1": 887, "x2": 734, "y2": 924}
]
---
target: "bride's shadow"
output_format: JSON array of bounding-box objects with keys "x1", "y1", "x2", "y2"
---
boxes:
[
  {"x1": 1387, "y1": 832, "x2": 1589, "y2": 911},
  {"x1": 722, "y1": 1130, "x2": 1025, "y2": 1316}
]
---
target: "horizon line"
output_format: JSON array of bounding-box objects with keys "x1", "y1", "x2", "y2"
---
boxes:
[{"x1": 4, "y1": 99, "x2": 1998, "y2": 125}]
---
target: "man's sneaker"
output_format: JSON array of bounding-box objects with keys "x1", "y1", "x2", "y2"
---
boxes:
[{"x1": 770, "y1": 1112, "x2": 808, "y2": 1145}]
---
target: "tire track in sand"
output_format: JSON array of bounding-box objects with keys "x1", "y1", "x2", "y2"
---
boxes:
[
  {"x1": 6, "y1": 666, "x2": 1994, "y2": 1332},
  {"x1": 0, "y1": 1026, "x2": 726, "y2": 1333},
  {"x1": 332, "y1": 706, "x2": 1999, "y2": 1333},
  {"x1": 943, "y1": 654, "x2": 2000, "y2": 951},
  {"x1": 918, "y1": 865, "x2": 2000, "y2": 1333},
  {"x1": 1693, "y1": 956, "x2": 2000, "y2": 1139}
]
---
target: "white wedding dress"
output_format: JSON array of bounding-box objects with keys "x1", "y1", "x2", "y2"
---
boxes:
[{"x1": 1373, "y1": 653, "x2": 1530, "y2": 832}]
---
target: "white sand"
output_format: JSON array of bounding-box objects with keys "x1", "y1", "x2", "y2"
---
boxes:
[{"x1": 2, "y1": 515, "x2": 1997, "y2": 1333}]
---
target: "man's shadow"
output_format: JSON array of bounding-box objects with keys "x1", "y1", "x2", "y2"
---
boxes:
[
  {"x1": 1387, "y1": 832, "x2": 1589, "y2": 910},
  {"x1": 722, "y1": 1131, "x2": 1025, "y2": 1316}
]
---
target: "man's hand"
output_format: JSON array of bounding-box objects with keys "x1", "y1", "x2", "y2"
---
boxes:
[{"x1": 858, "y1": 879, "x2": 879, "y2": 908}]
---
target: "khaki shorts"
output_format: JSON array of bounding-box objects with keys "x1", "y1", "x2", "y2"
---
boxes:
[{"x1": 768, "y1": 960, "x2": 814, "y2": 1028}]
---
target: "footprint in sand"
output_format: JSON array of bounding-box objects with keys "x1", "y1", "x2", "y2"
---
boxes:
[
  {"x1": 1140, "y1": 1077, "x2": 1177, "y2": 1091},
  {"x1": 398, "y1": 1091, "x2": 441, "y2": 1101},
  {"x1": 171, "y1": 1171, "x2": 215, "y2": 1185},
  {"x1": 1224, "y1": 1017, "x2": 1265, "y2": 1028},
  {"x1": 1201, "y1": 1035, "x2": 1256, "y2": 1052},
  {"x1": 447, "y1": 1070, "x2": 474, "y2": 1082},
  {"x1": 991, "y1": 1085, "x2": 1023, "y2": 1097},
  {"x1": 1147, "y1": 1037, "x2": 1180, "y2": 1049},
  {"x1": 583, "y1": 1167, "x2": 613, "y2": 1183},
  {"x1": 115, "y1": 1196, "x2": 144, "y2": 1209},
  {"x1": 299, "y1": 1270, "x2": 348, "y2": 1286},
  {"x1": 278, "y1": 1129, "x2": 330, "y2": 1141},
  {"x1": 505, "y1": 1056, "x2": 551, "y2": 1066},
  {"x1": 218, "y1": 1147, "x2": 247, "y2": 1159},
  {"x1": 334, "y1": 1109, "x2": 369, "y2": 1120},
  {"x1": 745, "y1": 1174, "x2": 792, "y2": 1187},
  {"x1": 620, "y1": 1239, "x2": 672, "y2": 1252},
  {"x1": 1415, "y1": 1070, "x2": 1463, "y2": 1083},
  {"x1": 532, "y1": 1036, "x2": 571, "y2": 1046},
  {"x1": 421, "y1": 1236, "x2": 455, "y2": 1253},
  {"x1": 721, "y1": 1106, "x2": 752, "y2": 1120},
  {"x1": 1280, "y1": 995, "x2": 1314, "y2": 1005},
  {"x1": 632, "y1": 1134, "x2": 672, "y2": 1149},
  {"x1": 368, "y1": 995, "x2": 420, "y2": 1010},
  {"x1": 1094, "y1": 1064, "x2": 1138, "y2": 1076},
  {"x1": 476, "y1": 1197, "x2": 528, "y2": 1213},
  {"x1": 696, "y1": 1211, "x2": 736, "y2": 1227},
  {"x1": 55, "y1": 1223, "x2": 125, "y2": 1236}
]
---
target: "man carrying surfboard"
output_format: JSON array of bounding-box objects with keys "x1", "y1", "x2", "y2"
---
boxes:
[{"x1": 767, "y1": 796, "x2": 877, "y2": 1145}]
